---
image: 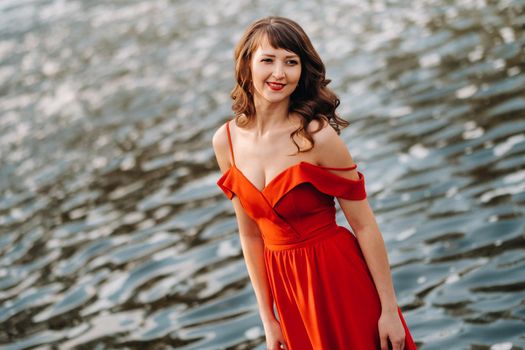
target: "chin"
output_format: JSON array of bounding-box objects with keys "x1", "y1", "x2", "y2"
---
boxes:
[{"x1": 264, "y1": 93, "x2": 291, "y2": 102}]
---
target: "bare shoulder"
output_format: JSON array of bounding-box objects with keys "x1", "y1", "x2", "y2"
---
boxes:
[
  {"x1": 306, "y1": 118, "x2": 333, "y2": 140},
  {"x1": 308, "y1": 119, "x2": 358, "y2": 178},
  {"x1": 212, "y1": 122, "x2": 228, "y2": 150},
  {"x1": 212, "y1": 121, "x2": 232, "y2": 173}
]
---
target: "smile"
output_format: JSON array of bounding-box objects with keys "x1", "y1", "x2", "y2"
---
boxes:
[{"x1": 267, "y1": 82, "x2": 286, "y2": 90}]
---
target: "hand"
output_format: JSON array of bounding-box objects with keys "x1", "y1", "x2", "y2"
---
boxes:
[
  {"x1": 378, "y1": 309, "x2": 406, "y2": 350},
  {"x1": 263, "y1": 318, "x2": 288, "y2": 350}
]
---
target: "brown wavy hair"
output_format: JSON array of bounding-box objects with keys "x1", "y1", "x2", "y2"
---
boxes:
[{"x1": 230, "y1": 16, "x2": 349, "y2": 154}]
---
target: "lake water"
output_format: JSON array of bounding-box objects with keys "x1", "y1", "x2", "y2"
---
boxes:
[{"x1": 0, "y1": 0, "x2": 524, "y2": 349}]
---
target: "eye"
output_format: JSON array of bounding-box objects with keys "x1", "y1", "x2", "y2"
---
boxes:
[
  {"x1": 288, "y1": 60, "x2": 299, "y2": 65},
  {"x1": 261, "y1": 58, "x2": 272, "y2": 63}
]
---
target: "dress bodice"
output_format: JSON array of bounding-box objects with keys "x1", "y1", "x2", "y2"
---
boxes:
[{"x1": 216, "y1": 120, "x2": 367, "y2": 247}]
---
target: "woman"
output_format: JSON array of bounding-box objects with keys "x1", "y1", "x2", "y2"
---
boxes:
[{"x1": 213, "y1": 16, "x2": 417, "y2": 350}]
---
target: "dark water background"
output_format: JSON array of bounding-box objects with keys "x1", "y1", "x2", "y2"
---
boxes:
[{"x1": 0, "y1": 0, "x2": 524, "y2": 349}]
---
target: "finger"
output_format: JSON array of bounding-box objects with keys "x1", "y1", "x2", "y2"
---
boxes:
[
  {"x1": 379, "y1": 334, "x2": 388, "y2": 350},
  {"x1": 392, "y1": 338, "x2": 404, "y2": 350}
]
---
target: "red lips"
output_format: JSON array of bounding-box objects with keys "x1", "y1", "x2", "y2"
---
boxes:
[{"x1": 267, "y1": 82, "x2": 285, "y2": 90}]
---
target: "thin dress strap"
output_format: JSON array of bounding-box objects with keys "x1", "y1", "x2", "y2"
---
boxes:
[
  {"x1": 316, "y1": 163, "x2": 357, "y2": 170},
  {"x1": 225, "y1": 119, "x2": 356, "y2": 171},
  {"x1": 225, "y1": 120, "x2": 236, "y2": 165}
]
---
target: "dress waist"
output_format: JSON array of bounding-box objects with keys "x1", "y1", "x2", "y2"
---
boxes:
[{"x1": 264, "y1": 225, "x2": 350, "y2": 251}]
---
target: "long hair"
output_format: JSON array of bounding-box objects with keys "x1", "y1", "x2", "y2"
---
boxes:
[{"x1": 231, "y1": 16, "x2": 349, "y2": 154}]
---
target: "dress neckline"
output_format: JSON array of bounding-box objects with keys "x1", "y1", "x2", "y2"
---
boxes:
[
  {"x1": 225, "y1": 161, "x2": 357, "y2": 194},
  {"x1": 223, "y1": 119, "x2": 358, "y2": 194}
]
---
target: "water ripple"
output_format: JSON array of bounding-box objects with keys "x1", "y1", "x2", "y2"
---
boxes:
[{"x1": 0, "y1": 0, "x2": 524, "y2": 349}]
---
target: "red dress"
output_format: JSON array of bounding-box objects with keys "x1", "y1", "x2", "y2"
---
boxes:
[{"x1": 217, "y1": 120, "x2": 417, "y2": 350}]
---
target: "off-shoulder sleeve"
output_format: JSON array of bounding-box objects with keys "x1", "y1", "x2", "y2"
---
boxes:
[
  {"x1": 265, "y1": 162, "x2": 367, "y2": 207},
  {"x1": 304, "y1": 163, "x2": 366, "y2": 200},
  {"x1": 302, "y1": 163, "x2": 367, "y2": 200},
  {"x1": 216, "y1": 170, "x2": 235, "y2": 200}
]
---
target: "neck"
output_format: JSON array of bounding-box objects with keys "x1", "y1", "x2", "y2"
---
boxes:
[{"x1": 251, "y1": 96, "x2": 291, "y2": 138}]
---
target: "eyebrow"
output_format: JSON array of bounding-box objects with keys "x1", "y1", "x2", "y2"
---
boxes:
[{"x1": 260, "y1": 53, "x2": 299, "y2": 59}]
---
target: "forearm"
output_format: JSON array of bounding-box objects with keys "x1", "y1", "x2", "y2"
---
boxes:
[
  {"x1": 354, "y1": 225, "x2": 399, "y2": 312},
  {"x1": 239, "y1": 233, "x2": 277, "y2": 324}
]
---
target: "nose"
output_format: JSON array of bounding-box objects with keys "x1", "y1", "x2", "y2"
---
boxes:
[{"x1": 272, "y1": 63, "x2": 285, "y2": 80}]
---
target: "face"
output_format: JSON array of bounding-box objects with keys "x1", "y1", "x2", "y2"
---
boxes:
[{"x1": 250, "y1": 35, "x2": 301, "y2": 105}]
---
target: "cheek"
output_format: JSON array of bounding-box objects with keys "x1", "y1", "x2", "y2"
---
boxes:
[
  {"x1": 293, "y1": 65, "x2": 301, "y2": 76},
  {"x1": 293, "y1": 68, "x2": 302, "y2": 82},
  {"x1": 252, "y1": 66, "x2": 268, "y2": 80}
]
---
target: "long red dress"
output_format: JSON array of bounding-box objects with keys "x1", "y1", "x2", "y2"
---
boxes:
[{"x1": 216, "y1": 120, "x2": 417, "y2": 349}]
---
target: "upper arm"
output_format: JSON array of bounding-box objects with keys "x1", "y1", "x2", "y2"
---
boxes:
[
  {"x1": 212, "y1": 121, "x2": 262, "y2": 237},
  {"x1": 311, "y1": 120, "x2": 378, "y2": 233},
  {"x1": 212, "y1": 123, "x2": 232, "y2": 174}
]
